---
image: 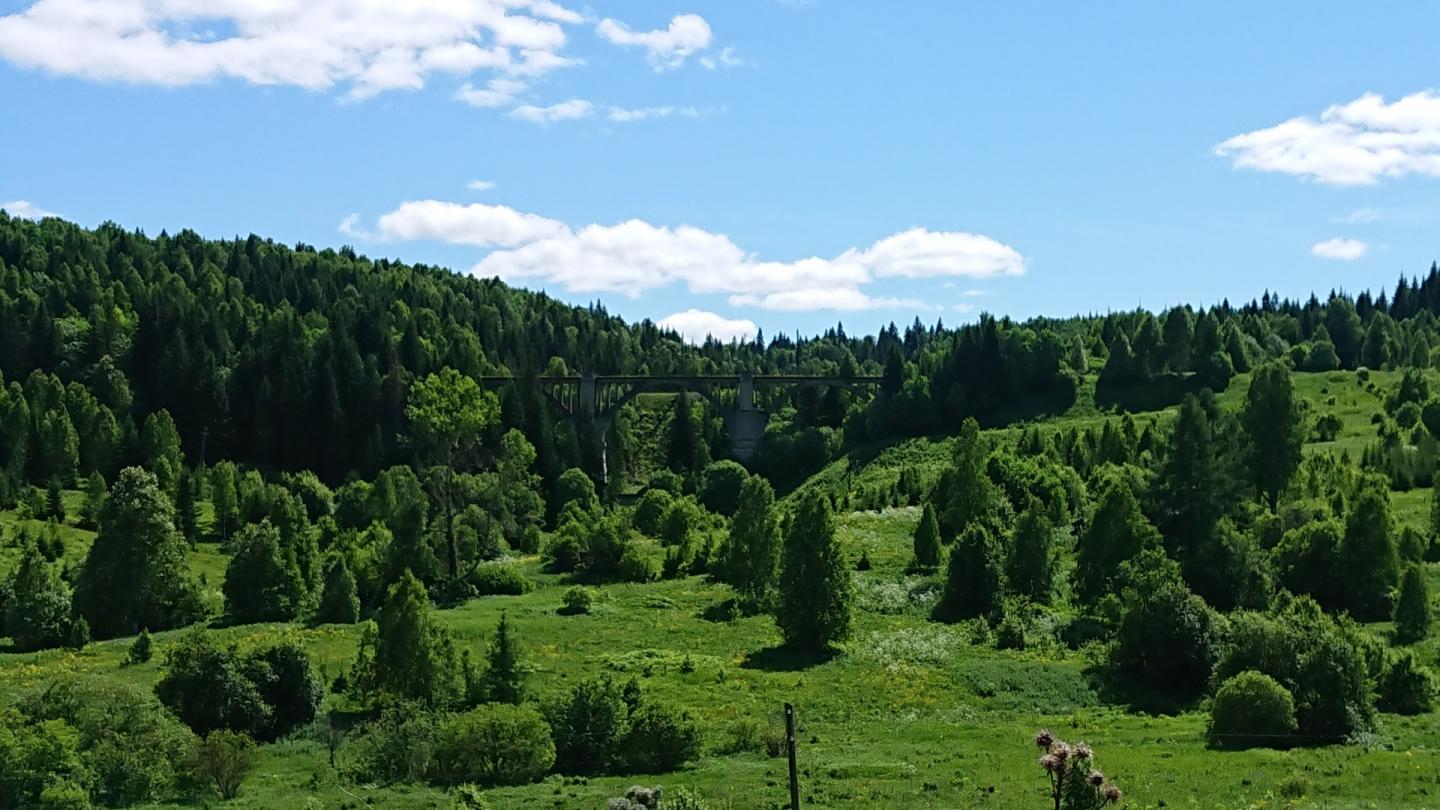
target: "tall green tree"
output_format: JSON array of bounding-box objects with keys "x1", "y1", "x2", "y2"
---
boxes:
[
  {"x1": 1241, "y1": 362, "x2": 1304, "y2": 511},
  {"x1": 932, "y1": 418, "x2": 999, "y2": 539},
  {"x1": 209, "y1": 462, "x2": 240, "y2": 546},
  {"x1": 139, "y1": 410, "x2": 184, "y2": 497},
  {"x1": 351, "y1": 569, "x2": 461, "y2": 705},
  {"x1": 911, "y1": 501, "x2": 942, "y2": 571},
  {"x1": 716, "y1": 475, "x2": 781, "y2": 606},
  {"x1": 1394, "y1": 564, "x2": 1431, "y2": 643},
  {"x1": 74, "y1": 466, "x2": 205, "y2": 638},
  {"x1": 776, "y1": 491, "x2": 853, "y2": 651},
  {"x1": 222, "y1": 520, "x2": 306, "y2": 624},
  {"x1": 1340, "y1": 478, "x2": 1400, "y2": 621},
  {"x1": 1007, "y1": 496, "x2": 1054, "y2": 603},
  {"x1": 3, "y1": 539, "x2": 75, "y2": 651},
  {"x1": 315, "y1": 554, "x2": 360, "y2": 624},
  {"x1": 1075, "y1": 469, "x2": 1160, "y2": 606},
  {"x1": 406, "y1": 367, "x2": 499, "y2": 580},
  {"x1": 938, "y1": 523, "x2": 1006, "y2": 620},
  {"x1": 476, "y1": 612, "x2": 524, "y2": 705},
  {"x1": 666, "y1": 392, "x2": 705, "y2": 476}
]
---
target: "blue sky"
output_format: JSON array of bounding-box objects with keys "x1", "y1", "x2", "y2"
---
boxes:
[{"x1": 3, "y1": 1, "x2": 1440, "y2": 343}]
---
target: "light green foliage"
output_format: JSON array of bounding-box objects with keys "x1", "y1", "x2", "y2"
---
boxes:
[
  {"x1": 1074, "y1": 468, "x2": 1159, "y2": 606},
  {"x1": 0, "y1": 707, "x2": 88, "y2": 809},
  {"x1": 1006, "y1": 497, "x2": 1053, "y2": 603},
  {"x1": 127, "y1": 628, "x2": 153, "y2": 665},
  {"x1": 189, "y1": 730, "x2": 257, "y2": 800},
  {"x1": 1208, "y1": 671, "x2": 1298, "y2": 748},
  {"x1": 632, "y1": 488, "x2": 674, "y2": 537},
  {"x1": 776, "y1": 490, "x2": 853, "y2": 651},
  {"x1": 351, "y1": 569, "x2": 461, "y2": 706},
  {"x1": 4, "y1": 538, "x2": 75, "y2": 651},
  {"x1": 715, "y1": 475, "x2": 780, "y2": 605},
  {"x1": 138, "y1": 410, "x2": 183, "y2": 498},
  {"x1": 74, "y1": 466, "x2": 205, "y2": 639},
  {"x1": 433, "y1": 704, "x2": 555, "y2": 787}
]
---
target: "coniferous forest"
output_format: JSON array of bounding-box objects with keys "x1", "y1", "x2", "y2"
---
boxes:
[{"x1": 6, "y1": 211, "x2": 1440, "y2": 807}]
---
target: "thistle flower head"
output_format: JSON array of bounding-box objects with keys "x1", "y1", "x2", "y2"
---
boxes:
[
  {"x1": 1053, "y1": 743, "x2": 1071, "y2": 760},
  {"x1": 1039, "y1": 754, "x2": 1059, "y2": 772},
  {"x1": 1089, "y1": 770, "x2": 1105, "y2": 786},
  {"x1": 1034, "y1": 729, "x2": 1054, "y2": 748},
  {"x1": 1074, "y1": 743, "x2": 1093, "y2": 759},
  {"x1": 1103, "y1": 784, "x2": 1122, "y2": 803}
]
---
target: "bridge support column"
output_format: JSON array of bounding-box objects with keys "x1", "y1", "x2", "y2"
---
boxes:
[
  {"x1": 578, "y1": 372, "x2": 599, "y2": 419},
  {"x1": 725, "y1": 409, "x2": 767, "y2": 461}
]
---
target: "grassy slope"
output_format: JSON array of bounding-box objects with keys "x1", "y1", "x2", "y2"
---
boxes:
[{"x1": 1, "y1": 369, "x2": 1439, "y2": 809}]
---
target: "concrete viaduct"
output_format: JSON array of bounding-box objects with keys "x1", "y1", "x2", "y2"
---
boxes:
[{"x1": 478, "y1": 371, "x2": 881, "y2": 466}]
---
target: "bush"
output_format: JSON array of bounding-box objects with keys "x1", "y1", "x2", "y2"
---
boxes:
[
  {"x1": 346, "y1": 702, "x2": 439, "y2": 783},
  {"x1": 36, "y1": 780, "x2": 91, "y2": 810},
  {"x1": 1208, "y1": 671, "x2": 1298, "y2": 748},
  {"x1": 617, "y1": 701, "x2": 701, "y2": 773},
  {"x1": 632, "y1": 489, "x2": 674, "y2": 537},
  {"x1": 468, "y1": 562, "x2": 534, "y2": 596},
  {"x1": 432, "y1": 704, "x2": 556, "y2": 787},
  {"x1": 189, "y1": 730, "x2": 257, "y2": 800},
  {"x1": 560, "y1": 586, "x2": 593, "y2": 615},
  {"x1": 547, "y1": 676, "x2": 629, "y2": 775},
  {"x1": 697, "y1": 461, "x2": 748, "y2": 516},
  {"x1": 1378, "y1": 649, "x2": 1437, "y2": 714},
  {"x1": 127, "y1": 629, "x2": 154, "y2": 665},
  {"x1": 618, "y1": 545, "x2": 658, "y2": 583},
  {"x1": 155, "y1": 632, "x2": 322, "y2": 741},
  {"x1": 542, "y1": 530, "x2": 583, "y2": 573}
]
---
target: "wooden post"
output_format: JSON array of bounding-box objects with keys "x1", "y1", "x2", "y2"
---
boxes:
[{"x1": 785, "y1": 702, "x2": 800, "y2": 810}]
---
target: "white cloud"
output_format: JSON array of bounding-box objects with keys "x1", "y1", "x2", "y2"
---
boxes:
[
  {"x1": 373, "y1": 200, "x2": 569, "y2": 247},
  {"x1": 608, "y1": 105, "x2": 673, "y2": 122},
  {"x1": 348, "y1": 198, "x2": 1025, "y2": 312},
  {"x1": 456, "y1": 78, "x2": 528, "y2": 108},
  {"x1": 658, "y1": 309, "x2": 757, "y2": 344},
  {"x1": 1, "y1": 199, "x2": 58, "y2": 220},
  {"x1": 0, "y1": 0, "x2": 587, "y2": 102},
  {"x1": 596, "y1": 13, "x2": 712, "y2": 70},
  {"x1": 508, "y1": 98, "x2": 593, "y2": 123},
  {"x1": 699, "y1": 46, "x2": 744, "y2": 70},
  {"x1": 1312, "y1": 238, "x2": 1368, "y2": 260},
  {"x1": 1216, "y1": 91, "x2": 1440, "y2": 185},
  {"x1": 467, "y1": 179, "x2": 497, "y2": 192}
]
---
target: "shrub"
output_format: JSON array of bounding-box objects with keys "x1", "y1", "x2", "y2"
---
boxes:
[
  {"x1": 547, "y1": 676, "x2": 628, "y2": 775},
  {"x1": 1208, "y1": 671, "x2": 1298, "y2": 748},
  {"x1": 697, "y1": 461, "x2": 748, "y2": 516},
  {"x1": 1378, "y1": 649, "x2": 1437, "y2": 714},
  {"x1": 468, "y1": 562, "x2": 533, "y2": 596},
  {"x1": 561, "y1": 586, "x2": 593, "y2": 615},
  {"x1": 127, "y1": 629, "x2": 154, "y2": 665},
  {"x1": 632, "y1": 489, "x2": 674, "y2": 537},
  {"x1": 36, "y1": 780, "x2": 90, "y2": 810},
  {"x1": 155, "y1": 632, "x2": 322, "y2": 741},
  {"x1": 618, "y1": 545, "x2": 658, "y2": 583},
  {"x1": 189, "y1": 730, "x2": 257, "y2": 800},
  {"x1": 617, "y1": 701, "x2": 701, "y2": 773},
  {"x1": 542, "y1": 530, "x2": 583, "y2": 573},
  {"x1": 432, "y1": 704, "x2": 556, "y2": 787},
  {"x1": 346, "y1": 702, "x2": 439, "y2": 783}
]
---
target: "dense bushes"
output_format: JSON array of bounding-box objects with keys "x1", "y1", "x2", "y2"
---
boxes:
[
  {"x1": 1208, "y1": 671, "x2": 1298, "y2": 748},
  {"x1": 467, "y1": 561, "x2": 534, "y2": 596},
  {"x1": 547, "y1": 676, "x2": 700, "y2": 775},
  {"x1": 432, "y1": 704, "x2": 555, "y2": 787},
  {"x1": 154, "y1": 632, "x2": 321, "y2": 741}
]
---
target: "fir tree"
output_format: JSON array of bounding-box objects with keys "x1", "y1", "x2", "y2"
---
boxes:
[
  {"x1": 716, "y1": 475, "x2": 781, "y2": 606},
  {"x1": 911, "y1": 501, "x2": 942, "y2": 571},
  {"x1": 477, "y1": 611, "x2": 524, "y2": 705},
  {"x1": 78, "y1": 470, "x2": 105, "y2": 530},
  {"x1": 1394, "y1": 564, "x2": 1431, "y2": 643},
  {"x1": 45, "y1": 477, "x2": 64, "y2": 523},
  {"x1": 1241, "y1": 362, "x2": 1304, "y2": 511},
  {"x1": 351, "y1": 569, "x2": 460, "y2": 705},
  {"x1": 315, "y1": 554, "x2": 360, "y2": 624},
  {"x1": 1008, "y1": 497, "x2": 1054, "y2": 603}
]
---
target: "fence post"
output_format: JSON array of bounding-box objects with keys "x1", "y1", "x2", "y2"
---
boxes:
[{"x1": 785, "y1": 702, "x2": 800, "y2": 809}]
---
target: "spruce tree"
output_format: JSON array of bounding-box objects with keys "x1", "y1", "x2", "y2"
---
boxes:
[
  {"x1": 1340, "y1": 480, "x2": 1400, "y2": 621},
  {"x1": 911, "y1": 501, "x2": 941, "y2": 571},
  {"x1": 478, "y1": 611, "x2": 524, "y2": 704},
  {"x1": 175, "y1": 469, "x2": 201, "y2": 543},
  {"x1": 1394, "y1": 564, "x2": 1431, "y2": 643},
  {"x1": 79, "y1": 470, "x2": 105, "y2": 530},
  {"x1": 776, "y1": 491, "x2": 853, "y2": 651},
  {"x1": 315, "y1": 554, "x2": 360, "y2": 624},
  {"x1": 45, "y1": 477, "x2": 64, "y2": 523},
  {"x1": 74, "y1": 466, "x2": 205, "y2": 638},
  {"x1": 1007, "y1": 497, "x2": 1053, "y2": 603},
  {"x1": 939, "y1": 523, "x2": 1006, "y2": 620},
  {"x1": 932, "y1": 418, "x2": 999, "y2": 539},
  {"x1": 716, "y1": 475, "x2": 781, "y2": 605},
  {"x1": 1075, "y1": 470, "x2": 1160, "y2": 606}
]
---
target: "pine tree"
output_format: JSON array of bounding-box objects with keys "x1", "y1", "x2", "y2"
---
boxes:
[
  {"x1": 316, "y1": 554, "x2": 360, "y2": 624},
  {"x1": 716, "y1": 475, "x2": 781, "y2": 606},
  {"x1": 1394, "y1": 564, "x2": 1431, "y2": 643},
  {"x1": 776, "y1": 491, "x2": 853, "y2": 651},
  {"x1": 911, "y1": 501, "x2": 942, "y2": 571},
  {"x1": 127, "y1": 627, "x2": 154, "y2": 665},
  {"x1": 666, "y1": 392, "x2": 703, "y2": 476},
  {"x1": 1075, "y1": 470, "x2": 1160, "y2": 606},
  {"x1": 939, "y1": 523, "x2": 1006, "y2": 620},
  {"x1": 74, "y1": 466, "x2": 205, "y2": 638},
  {"x1": 932, "y1": 418, "x2": 999, "y2": 539},
  {"x1": 223, "y1": 520, "x2": 306, "y2": 624},
  {"x1": 1007, "y1": 497, "x2": 1054, "y2": 603},
  {"x1": 478, "y1": 611, "x2": 524, "y2": 704}
]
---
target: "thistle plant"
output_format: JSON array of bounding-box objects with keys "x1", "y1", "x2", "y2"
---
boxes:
[{"x1": 1034, "y1": 730, "x2": 1122, "y2": 810}]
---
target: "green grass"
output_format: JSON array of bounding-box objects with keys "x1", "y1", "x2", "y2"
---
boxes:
[{"x1": 4, "y1": 368, "x2": 1440, "y2": 808}]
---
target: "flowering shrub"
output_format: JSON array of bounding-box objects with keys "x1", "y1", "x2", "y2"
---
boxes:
[{"x1": 1033, "y1": 729, "x2": 1121, "y2": 810}]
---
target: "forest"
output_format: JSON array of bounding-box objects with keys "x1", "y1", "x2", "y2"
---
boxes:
[{"x1": 4, "y1": 211, "x2": 1440, "y2": 808}]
